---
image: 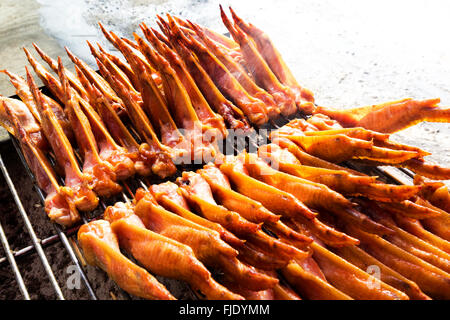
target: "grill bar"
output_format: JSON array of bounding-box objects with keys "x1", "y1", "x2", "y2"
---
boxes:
[
  {"x1": 0, "y1": 215, "x2": 30, "y2": 300},
  {"x1": 0, "y1": 153, "x2": 64, "y2": 299},
  {"x1": 0, "y1": 233, "x2": 64, "y2": 266}
]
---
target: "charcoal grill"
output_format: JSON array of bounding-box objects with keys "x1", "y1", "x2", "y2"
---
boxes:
[{"x1": 0, "y1": 81, "x2": 418, "y2": 300}]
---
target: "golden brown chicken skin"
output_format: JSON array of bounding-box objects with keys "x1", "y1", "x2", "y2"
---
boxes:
[
  {"x1": 78, "y1": 220, "x2": 175, "y2": 300},
  {"x1": 104, "y1": 202, "x2": 244, "y2": 300}
]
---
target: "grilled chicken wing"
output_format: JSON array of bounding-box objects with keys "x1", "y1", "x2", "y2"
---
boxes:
[
  {"x1": 360, "y1": 199, "x2": 450, "y2": 266},
  {"x1": 1, "y1": 69, "x2": 41, "y2": 121},
  {"x1": 187, "y1": 21, "x2": 280, "y2": 119},
  {"x1": 89, "y1": 42, "x2": 138, "y2": 103},
  {"x1": 94, "y1": 42, "x2": 140, "y2": 92},
  {"x1": 94, "y1": 59, "x2": 153, "y2": 176},
  {"x1": 218, "y1": 154, "x2": 358, "y2": 246},
  {"x1": 168, "y1": 17, "x2": 269, "y2": 126},
  {"x1": 171, "y1": 15, "x2": 240, "y2": 51},
  {"x1": 401, "y1": 158, "x2": 450, "y2": 180},
  {"x1": 413, "y1": 198, "x2": 450, "y2": 240},
  {"x1": 31, "y1": 43, "x2": 89, "y2": 100},
  {"x1": 5, "y1": 103, "x2": 80, "y2": 226},
  {"x1": 198, "y1": 163, "x2": 279, "y2": 223},
  {"x1": 177, "y1": 171, "x2": 309, "y2": 261},
  {"x1": 167, "y1": 26, "x2": 251, "y2": 131},
  {"x1": 414, "y1": 176, "x2": 450, "y2": 240},
  {"x1": 334, "y1": 244, "x2": 430, "y2": 300},
  {"x1": 135, "y1": 34, "x2": 217, "y2": 162},
  {"x1": 198, "y1": 163, "x2": 312, "y2": 248},
  {"x1": 376, "y1": 200, "x2": 442, "y2": 220},
  {"x1": 273, "y1": 129, "x2": 420, "y2": 165},
  {"x1": 58, "y1": 58, "x2": 122, "y2": 197},
  {"x1": 304, "y1": 115, "x2": 450, "y2": 180},
  {"x1": 177, "y1": 172, "x2": 307, "y2": 258},
  {"x1": 23, "y1": 47, "x2": 64, "y2": 102},
  {"x1": 311, "y1": 242, "x2": 409, "y2": 300},
  {"x1": 0, "y1": 97, "x2": 48, "y2": 150},
  {"x1": 95, "y1": 53, "x2": 176, "y2": 178},
  {"x1": 74, "y1": 67, "x2": 136, "y2": 180},
  {"x1": 150, "y1": 181, "x2": 244, "y2": 247},
  {"x1": 281, "y1": 261, "x2": 352, "y2": 300},
  {"x1": 78, "y1": 220, "x2": 175, "y2": 300},
  {"x1": 103, "y1": 201, "x2": 244, "y2": 300},
  {"x1": 267, "y1": 139, "x2": 443, "y2": 221},
  {"x1": 98, "y1": 22, "x2": 162, "y2": 88},
  {"x1": 65, "y1": 47, "x2": 125, "y2": 115},
  {"x1": 272, "y1": 137, "x2": 363, "y2": 173},
  {"x1": 384, "y1": 226, "x2": 450, "y2": 273},
  {"x1": 394, "y1": 214, "x2": 450, "y2": 254},
  {"x1": 228, "y1": 7, "x2": 315, "y2": 113},
  {"x1": 115, "y1": 37, "x2": 192, "y2": 162},
  {"x1": 27, "y1": 68, "x2": 98, "y2": 211},
  {"x1": 316, "y1": 98, "x2": 449, "y2": 133},
  {"x1": 220, "y1": 6, "x2": 297, "y2": 116},
  {"x1": 5, "y1": 61, "x2": 74, "y2": 143},
  {"x1": 345, "y1": 224, "x2": 450, "y2": 299}
]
